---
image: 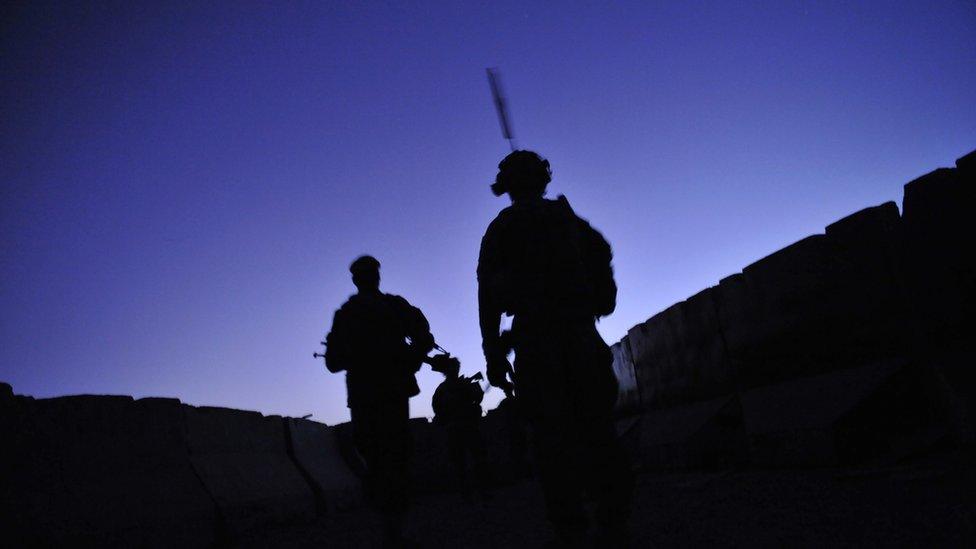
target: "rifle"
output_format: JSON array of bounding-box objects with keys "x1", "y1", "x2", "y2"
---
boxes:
[{"x1": 314, "y1": 340, "x2": 449, "y2": 364}]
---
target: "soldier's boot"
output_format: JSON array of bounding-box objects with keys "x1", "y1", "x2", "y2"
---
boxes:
[{"x1": 590, "y1": 454, "x2": 633, "y2": 548}]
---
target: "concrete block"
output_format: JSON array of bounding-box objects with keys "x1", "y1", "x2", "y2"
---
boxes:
[
  {"x1": 285, "y1": 418, "x2": 363, "y2": 513},
  {"x1": 824, "y1": 201, "x2": 900, "y2": 240},
  {"x1": 926, "y1": 346, "x2": 976, "y2": 445},
  {"x1": 741, "y1": 236, "x2": 833, "y2": 360},
  {"x1": 627, "y1": 311, "x2": 675, "y2": 408},
  {"x1": 957, "y1": 149, "x2": 976, "y2": 174},
  {"x1": 652, "y1": 307, "x2": 695, "y2": 405},
  {"x1": 328, "y1": 420, "x2": 367, "y2": 479},
  {"x1": 713, "y1": 272, "x2": 772, "y2": 386},
  {"x1": 666, "y1": 288, "x2": 734, "y2": 403},
  {"x1": 820, "y1": 202, "x2": 911, "y2": 362},
  {"x1": 902, "y1": 166, "x2": 975, "y2": 347},
  {"x1": 2, "y1": 395, "x2": 216, "y2": 547},
  {"x1": 624, "y1": 395, "x2": 746, "y2": 470},
  {"x1": 611, "y1": 337, "x2": 640, "y2": 413},
  {"x1": 654, "y1": 305, "x2": 693, "y2": 404},
  {"x1": 902, "y1": 168, "x2": 962, "y2": 224},
  {"x1": 741, "y1": 360, "x2": 951, "y2": 467},
  {"x1": 720, "y1": 226, "x2": 911, "y2": 386},
  {"x1": 185, "y1": 405, "x2": 314, "y2": 533}
]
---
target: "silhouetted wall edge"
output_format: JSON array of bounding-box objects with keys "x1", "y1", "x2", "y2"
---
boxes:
[{"x1": 611, "y1": 148, "x2": 975, "y2": 467}]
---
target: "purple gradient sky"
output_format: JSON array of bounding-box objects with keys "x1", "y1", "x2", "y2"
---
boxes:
[{"x1": 2, "y1": 2, "x2": 974, "y2": 425}]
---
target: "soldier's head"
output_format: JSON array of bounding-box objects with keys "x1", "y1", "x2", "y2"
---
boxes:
[
  {"x1": 349, "y1": 255, "x2": 380, "y2": 292},
  {"x1": 491, "y1": 150, "x2": 551, "y2": 201}
]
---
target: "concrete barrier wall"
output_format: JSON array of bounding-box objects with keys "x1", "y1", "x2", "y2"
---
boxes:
[
  {"x1": 821, "y1": 202, "x2": 909, "y2": 364},
  {"x1": 902, "y1": 165, "x2": 975, "y2": 347},
  {"x1": 741, "y1": 359, "x2": 952, "y2": 467},
  {"x1": 285, "y1": 418, "x2": 363, "y2": 513},
  {"x1": 667, "y1": 288, "x2": 734, "y2": 404},
  {"x1": 615, "y1": 149, "x2": 974, "y2": 465},
  {"x1": 901, "y1": 160, "x2": 976, "y2": 415},
  {"x1": 627, "y1": 309, "x2": 674, "y2": 408},
  {"x1": 622, "y1": 395, "x2": 747, "y2": 471},
  {"x1": 1, "y1": 394, "x2": 339, "y2": 545},
  {"x1": 184, "y1": 406, "x2": 315, "y2": 534},
  {"x1": 1, "y1": 394, "x2": 216, "y2": 547},
  {"x1": 611, "y1": 337, "x2": 641, "y2": 412}
]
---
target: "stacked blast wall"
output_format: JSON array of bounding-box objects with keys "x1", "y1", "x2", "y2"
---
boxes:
[
  {"x1": 0, "y1": 389, "x2": 384, "y2": 546},
  {"x1": 614, "y1": 149, "x2": 974, "y2": 468},
  {"x1": 1, "y1": 150, "x2": 972, "y2": 544},
  {"x1": 183, "y1": 406, "x2": 315, "y2": 534},
  {"x1": 0, "y1": 389, "x2": 527, "y2": 546},
  {"x1": 0, "y1": 394, "x2": 217, "y2": 547}
]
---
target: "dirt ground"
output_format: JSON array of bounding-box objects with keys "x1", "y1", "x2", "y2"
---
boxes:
[{"x1": 241, "y1": 450, "x2": 975, "y2": 548}]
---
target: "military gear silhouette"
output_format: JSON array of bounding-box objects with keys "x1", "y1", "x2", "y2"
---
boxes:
[
  {"x1": 324, "y1": 255, "x2": 433, "y2": 547},
  {"x1": 478, "y1": 151, "x2": 633, "y2": 544},
  {"x1": 430, "y1": 356, "x2": 489, "y2": 498},
  {"x1": 326, "y1": 291, "x2": 430, "y2": 405},
  {"x1": 432, "y1": 371, "x2": 483, "y2": 426}
]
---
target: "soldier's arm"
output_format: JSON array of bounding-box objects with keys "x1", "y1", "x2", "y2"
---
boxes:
[
  {"x1": 477, "y1": 229, "x2": 503, "y2": 363},
  {"x1": 478, "y1": 222, "x2": 515, "y2": 392},
  {"x1": 323, "y1": 309, "x2": 351, "y2": 373}
]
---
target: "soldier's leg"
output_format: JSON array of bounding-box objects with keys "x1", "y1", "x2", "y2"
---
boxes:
[
  {"x1": 350, "y1": 405, "x2": 383, "y2": 507},
  {"x1": 567, "y1": 326, "x2": 634, "y2": 542},
  {"x1": 531, "y1": 416, "x2": 588, "y2": 539},
  {"x1": 507, "y1": 405, "x2": 531, "y2": 476},
  {"x1": 446, "y1": 422, "x2": 469, "y2": 494},
  {"x1": 578, "y1": 413, "x2": 633, "y2": 543},
  {"x1": 371, "y1": 398, "x2": 412, "y2": 545},
  {"x1": 460, "y1": 419, "x2": 494, "y2": 498},
  {"x1": 374, "y1": 397, "x2": 411, "y2": 514},
  {"x1": 515, "y1": 320, "x2": 590, "y2": 541}
]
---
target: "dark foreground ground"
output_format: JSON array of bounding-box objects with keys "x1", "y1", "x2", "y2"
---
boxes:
[{"x1": 242, "y1": 449, "x2": 975, "y2": 548}]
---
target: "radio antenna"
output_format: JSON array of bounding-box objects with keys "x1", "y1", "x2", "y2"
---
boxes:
[{"x1": 486, "y1": 68, "x2": 516, "y2": 151}]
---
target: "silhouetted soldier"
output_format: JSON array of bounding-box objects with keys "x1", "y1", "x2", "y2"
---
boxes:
[
  {"x1": 491, "y1": 389, "x2": 531, "y2": 479},
  {"x1": 324, "y1": 255, "x2": 434, "y2": 548},
  {"x1": 478, "y1": 151, "x2": 633, "y2": 546},
  {"x1": 428, "y1": 354, "x2": 489, "y2": 499}
]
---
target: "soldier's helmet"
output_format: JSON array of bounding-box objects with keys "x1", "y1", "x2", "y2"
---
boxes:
[
  {"x1": 491, "y1": 150, "x2": 552, "y2": 197},
  {"x1": 349, "y1": 255, "x2": 380, "y2": 289},
  {"x1": 349, "y1": 255, "x2": 380, "y2": 275}
]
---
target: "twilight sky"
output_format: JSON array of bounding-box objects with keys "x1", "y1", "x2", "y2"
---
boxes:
[{"x1": 2, "y1": 1, "x2": 974, "y2": 424}]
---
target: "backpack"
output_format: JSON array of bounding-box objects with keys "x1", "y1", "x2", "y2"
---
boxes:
[{"x1": 483, "y1": 195, "x2": 616, "y2": 318}]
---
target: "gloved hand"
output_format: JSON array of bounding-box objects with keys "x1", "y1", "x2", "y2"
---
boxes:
[{"x1": 487, "y1": 354, "x2": 514, "y2": 395}]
